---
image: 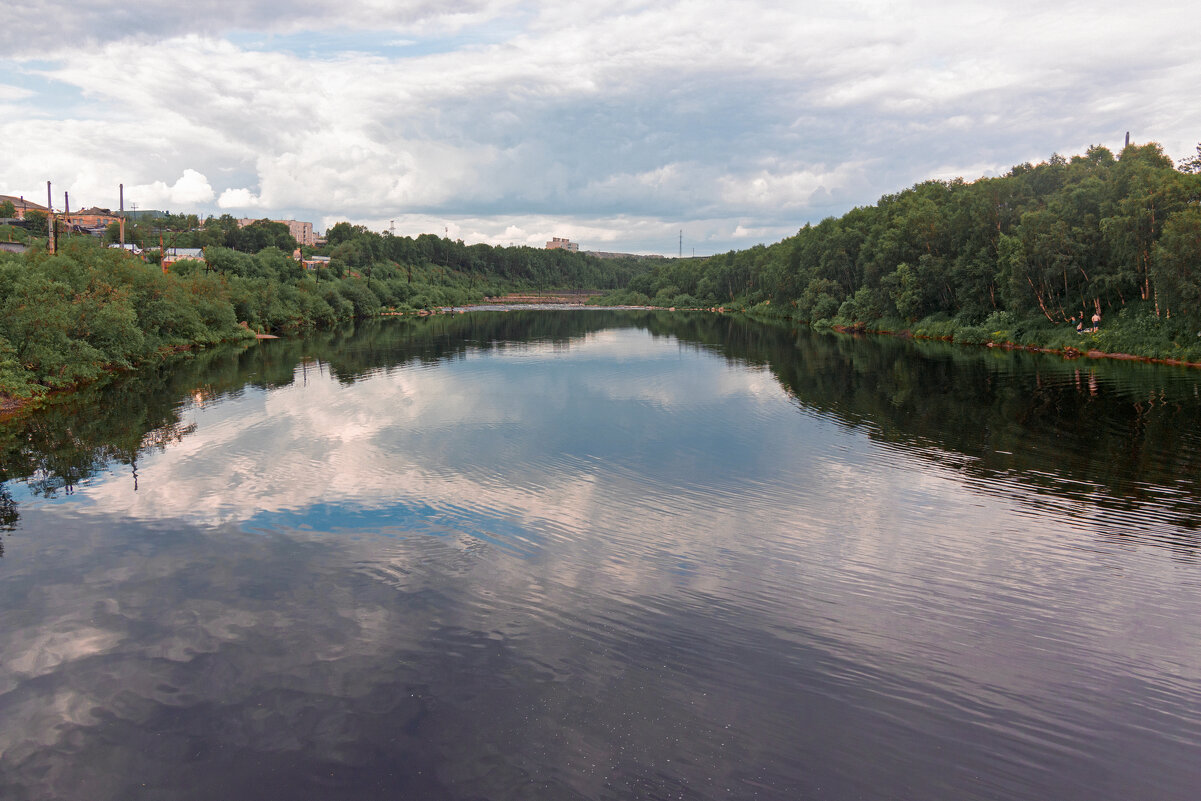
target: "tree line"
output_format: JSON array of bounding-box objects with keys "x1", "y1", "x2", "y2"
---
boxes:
[
  {"x1": 601, "y1": 142, "x2": 1201, "y2": 360},
  {"x1": 100, "y1": 213, "x2": 657, "y2": 293},
  {"x1": 0, "y1": 225, "x2": 659, "y2": 404},
  {"x1": 320, "y1": 222, "x2": 653, "y2": 292},
  {"x1": 5, "y1": 139, "x2": 1200, "y2": 406}
]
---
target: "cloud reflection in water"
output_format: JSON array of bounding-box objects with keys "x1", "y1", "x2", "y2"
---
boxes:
[{"x1": 2, "y1": 323, "x2": 1200, "y2": 800}]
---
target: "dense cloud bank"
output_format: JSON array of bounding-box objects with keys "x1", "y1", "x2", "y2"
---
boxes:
[{"x1": 3, "y1": 1, "x2": 1200, "y2": 253}]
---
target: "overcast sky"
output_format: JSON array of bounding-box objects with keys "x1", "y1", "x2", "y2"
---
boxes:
[{"x1": 3, "y1": 1, "x2": 1198, "y2": 255}]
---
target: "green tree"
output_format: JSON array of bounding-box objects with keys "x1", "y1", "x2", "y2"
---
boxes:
[
  {"x1": 889, "y1": 262, "x2": 925, "y2": 321},
  {"x1": 1151, "y1": 207, "x2": 1201, "y2": 320},
  {"x1": 24, "y1": 210, "x2": 48, "y2": 237},
  {"x1": 231, "y1": 219, "x2": 296, "y2": 253},
  {"x1": 1178, "y1": 143, "x2": 1201, "y2": 174}
]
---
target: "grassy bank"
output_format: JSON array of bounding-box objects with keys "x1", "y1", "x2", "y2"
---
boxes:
[
  {"x1": 590, "y1": 286, "x2": 1201, "y2": 366},
  {"x1": 729, "y1": 302, "x2": 1201, "y2": 367}
]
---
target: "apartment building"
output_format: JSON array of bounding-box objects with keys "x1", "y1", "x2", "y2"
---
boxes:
[
  {"x1": 546, "y1": 236, "x2": 579, "y2": 251},
  {"x1": 238, "y1": 218, "x2": 316, "y2": 247}
]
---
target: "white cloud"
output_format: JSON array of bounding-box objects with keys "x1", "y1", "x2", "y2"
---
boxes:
[
  {"x1": 0, "y1": 84, "x2": 34, "y2": 101},
  {"x1": 0, "y1": 1, "x2": 525, "y2": 57},
  {"x1": 718, "y1": 162, "x2": 868, "y2": 212},
  {"x1": 218, "y1": 187, "x2": 261, "y2": 209},
  {"x1": 128, "y1": 169, "x2": 216, "y2": 208},
  {"x1": 2, "y1": 1, "x2": 1199, "y2": 252}
]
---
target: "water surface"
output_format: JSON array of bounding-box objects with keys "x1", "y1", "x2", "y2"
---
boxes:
[{"x1": 2, "y1": 312, "x2": 1199, "y2": 800}]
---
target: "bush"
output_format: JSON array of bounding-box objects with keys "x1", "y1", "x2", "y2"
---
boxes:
[
  {"x1": 0, "y1": 335, "x2": 42, "y2": 399},
  {"x1": 913, "y1": 313, "x2": 958, "y2": 340},
  {"x1": 333, "y1": 280, "x2": 382, "y2": 318},
  {"x1": 809, "y1": 294, "x2": 840, "y2": 322},
  {"x1": 953, "y1": 325, "x2": 991, "y2": 345},
  {"x1": 671, "y1": 294, "x2": 699, "y2": 308},
  {"x1": 1007, "y1": 315, "x2": 1057, "y2": 347}
]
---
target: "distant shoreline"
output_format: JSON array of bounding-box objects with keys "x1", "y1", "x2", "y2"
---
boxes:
[
  {"x1": 819, "y1": 321, "x2": 1201, "y2": 370},
  {"x1": 5, "y1": 304, "x2": 1197, "y2": 423}
]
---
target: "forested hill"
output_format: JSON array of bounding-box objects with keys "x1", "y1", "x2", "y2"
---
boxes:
[
  {"x1": 113, "y1": 215, "x2": 656, "y2": 293},
  {"x1": 318, "y1": 223, "x2": 654, "y2": 292},
  {"x1": 607, "y1": 142, "x2": 1201, "y2": 359}
]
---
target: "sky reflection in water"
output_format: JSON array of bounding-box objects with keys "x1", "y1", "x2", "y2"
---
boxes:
[{"x1": 1, "y1": 314, "x2": 1200, "y2": 800}]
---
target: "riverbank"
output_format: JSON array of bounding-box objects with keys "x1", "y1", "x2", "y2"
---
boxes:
[
  {"x1": 453, "y1": 299, "x2": 1201, "y2": 368},
  {"x1": 6, "y1": 300, "x2": 1198, "y2": 424},
  {"x1": 708, "y1": 301, "x2": 1201, "y2": 371},
  {"x1": 827, "y1": 321, "x2": 1201, "y2": 370}
]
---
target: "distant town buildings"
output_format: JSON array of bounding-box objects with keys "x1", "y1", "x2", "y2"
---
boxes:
[
  {"x1": 0, "y1": 194, "x2": 49, "y2": 220},
  {"x1": 161, "y1": 247, "x2": 205, "y2": 269},
  {"x1": 546, "y1": 236, "x2": 579, "y2": 251},
  {"x1": 64, "y1": 206, "x2": 121, "y2": 232},
  {"x1": 239, "y1": 218, "x2": 316, "y2": 247},
  {"x1": 72, "y1": 206, "x2": 120, "y2": 225},
  {"x1": 292, "y1": 248, "x2": 330, "y2": 270}
]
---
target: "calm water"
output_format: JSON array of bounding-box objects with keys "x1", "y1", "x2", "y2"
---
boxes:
[{"x1": 2, "y1": 311, "x2": 1200, "y2": 800}]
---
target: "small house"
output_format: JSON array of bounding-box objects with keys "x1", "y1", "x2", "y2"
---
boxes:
[{"x1": 162, "y1": 247, "x2": 205, "y2": 269}]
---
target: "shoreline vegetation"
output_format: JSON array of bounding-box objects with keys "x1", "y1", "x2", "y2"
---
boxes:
[
  {"x1": 0, "y1": 234, "x2": 658, "y2": 419},
  {"x1": 3, "y1": 140, "x2": 1200, "y2": 417},
  {"x1": 590, "y1": 140, "x2": 1201, "y2": 368}
]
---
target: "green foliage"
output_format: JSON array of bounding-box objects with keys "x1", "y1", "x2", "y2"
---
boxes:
[
  {"x1": 6, "y1": 141, "x2": 1201, "y2": 406},
  {"x1": 0, "y1": 240, "x2": 255, "y2": 398},
  {"x1": 1089, "y1": 303, "x2": 1201, "y2": 361},
  {"x1": 0, "y1": 334, "x2": 42, "y2": 399},
  {"x1": 0, "y1": 224, "x2": 654, "y2": 404},
  {"x1": 952, "y1": 325, "x2": 991, "y2": 345},
  {"x1": 231, "y1": 219, "x2": 297, "y2": 253},
  {"x1": 24, "y1": 210, "x2": 48, "y2": 237},
  {"x1": 317, "y1": 224, "x2": 657, "y2": 296},
  {"x1": 0, "y1": 224, "x2": 32, "y2": 245},
  {"x1": 600, "y1": 140, "x2": 1201, "y2": 362},
  {"x1": 890, "y1": 263, "x2": 924, "y2": 321},
  {"x1": 0, "y1": 267, "x2": 105, "y2": 387},
  {"x1": 1152, "y1": 206, "x2": 1201, "y2": 320},
  {"x1": 0, "y1": 200, "x2": 15, "y2": 218},
  {"x1": 912, "y1": 313, "x2": 959, "y2": 340}
]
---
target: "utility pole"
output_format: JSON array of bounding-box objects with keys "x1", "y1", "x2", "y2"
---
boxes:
[
  {"x1": 64, "y1": 191, "x2": 70, "y2": 241},
  {"x1": 679, "y1": 229, "x2": 682, "y2": 258},
  {"x1": 119, "y1": 184, "x2": 125, "y2": 246},
  {"x1": 47, "y1": 181, "x2": 55, "y2": 254}
]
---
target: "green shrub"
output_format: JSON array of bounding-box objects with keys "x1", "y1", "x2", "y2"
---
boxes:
[
  {"x1": 913, "y1": 313, "x2": 958, "y2": 340},
  {"x1": 953, "y1": 325, "x2": 991, "y2": 345},
  {"x1": 0, "y1": 335, "x2": 42, "y2": 399}
]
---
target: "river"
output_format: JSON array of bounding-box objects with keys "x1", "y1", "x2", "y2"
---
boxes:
[{"x1": 1, "y1": 310, "x2": 1199, "y2": 800}]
